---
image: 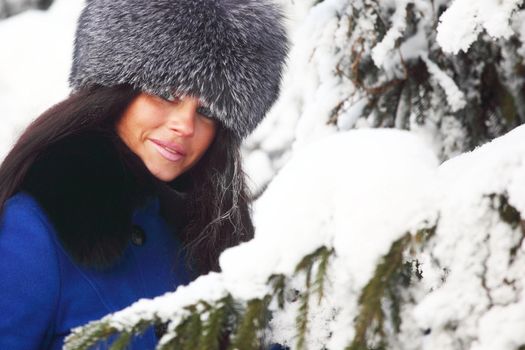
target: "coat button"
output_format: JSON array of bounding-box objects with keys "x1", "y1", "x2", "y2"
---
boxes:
[{"x1": 131, "y1": 225, "x2": 146, "y2": 246}]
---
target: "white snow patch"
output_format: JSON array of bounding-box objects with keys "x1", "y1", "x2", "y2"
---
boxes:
[
  {"x1": 437, "y1": 0, "x2": 523, "y2": 53},
  {"x1": 422, "y1": 55, "x2": 466, "y2": 112},
  {"x1": 0, "y1": 0, "x2": 84, "y2": 159}
]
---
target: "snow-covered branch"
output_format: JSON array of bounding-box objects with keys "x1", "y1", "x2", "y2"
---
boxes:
[
  {"x1": 66, "y1": 125, "x2": 525, "y2": 349},
  {"x1": 437, "y1": 0, "x2": 524, "y2": 53}
]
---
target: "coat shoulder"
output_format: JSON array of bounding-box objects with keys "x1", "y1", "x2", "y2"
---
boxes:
[
  {"x1": 0, "y1": 192, "x2": 60, "y2": 348},
  {"x1": 0, "y1": 191, "x2": 61, "y2": 265},
  {"x1": 1, "y1": 191, "x2": 55, "y2": 238}
]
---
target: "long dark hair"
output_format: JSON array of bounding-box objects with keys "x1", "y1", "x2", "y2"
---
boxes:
[{"x1": 0, "y1": 84, "x2": 254, "y2": 275}]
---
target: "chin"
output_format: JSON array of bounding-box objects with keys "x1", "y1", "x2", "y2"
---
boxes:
[
  {"x1": 145, "y1": 164, "x2": 179, "y2": 182},
  {"x1": 154, "y1": 172, "x2": 179, "y2": 182}
]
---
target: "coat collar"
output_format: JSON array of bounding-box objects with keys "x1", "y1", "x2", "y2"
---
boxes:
[
  {"x1": 20, "y1": 131, "x2": 166, "y2": 269},
  {"x1": 132, "y1": 195, "x2": 161, "y2": 220}
]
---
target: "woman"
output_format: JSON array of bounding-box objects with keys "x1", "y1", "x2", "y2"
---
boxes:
[{"x1": 0, "y1": 0, "x2": 288, "y2": 348}]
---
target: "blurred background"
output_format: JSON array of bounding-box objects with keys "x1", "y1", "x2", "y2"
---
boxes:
[{"x1": 0, "y1": 0, "x2": 83, "y2": 159}]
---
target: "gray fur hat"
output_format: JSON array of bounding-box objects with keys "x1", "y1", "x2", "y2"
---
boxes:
[{"x1": 69, "y1": 0, "x2": 289, "y2": 139}]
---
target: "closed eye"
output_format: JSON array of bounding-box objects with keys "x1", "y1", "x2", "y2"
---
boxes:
[
  {"x1": 197, "y1": 106, "x2": 214, "y2": 119},
  {"x1": 157, "y1": 91, "x2": 181, "y2": 103}
]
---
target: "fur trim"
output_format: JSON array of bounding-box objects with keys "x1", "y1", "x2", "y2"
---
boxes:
[
  {"x1": 69, "y1": 0, "x2": 289, "y2": 139},
  {"x1": 20, "y1": 131, "x2": 162, "y2": 269}
]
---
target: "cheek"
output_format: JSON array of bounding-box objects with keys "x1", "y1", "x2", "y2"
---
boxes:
[
  {"x1": 118, "y1": 118, "x2": 144, "y2": 155},
  {"x1": 117, "y1": 99, "x2": 166, "y2": 160},
  {"x1": 132, "y1": 111, "x2": 164, "y2": 137},
  {"x1": 197, "y1": 123, "x2": 217, "y2": 155},
  {"x1": 123, "y1": 112, "x2": 163, "y2": 142}
]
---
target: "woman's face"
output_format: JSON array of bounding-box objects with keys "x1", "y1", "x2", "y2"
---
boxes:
[{"x1": 116, "y1": 92, "x2": 217, "y2": 182}]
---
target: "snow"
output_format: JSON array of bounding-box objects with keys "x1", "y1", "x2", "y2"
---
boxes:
[
  {"x1": 437, "y1": 0, "x2": 523, "y2": 53},
  {"x1": 243, "y1": 0, "x2": 525, "y2": 196},
  {"x1": 249, "y1": 129, "x2": 437, "y2": 280},
  {"x1": 0, "y1": 0, "x2": 84, "y2": 160},
  {"x1": 66, "y1": 128, "x2": 440, "y2": 347},
  {"x1": 372, "y1": 0, "x2": 410, "y2": 69},
  {"x1": 411, "y1": 124, "x2": 525, "y2": 349},
  {"x1": 270, "y1": 125, "x2": 525, "y2": 348},
  {"x1": 243, "y1": 0, "x2": 352, "y2": 193},
  {"x1": 67, "y1": 124, "x2": 525, "y2": 349},
  {"x1": 399, "y1": 20, "x2": 429, "y2": 61},
  {"x1": 243, "y1": 150, "x2": 274, "y2": 195},
  {"x1": 421, "y1": 55, "x2": 466, "y2": 112},
  {"x1": 336, "y1": 97, "x2": 368, "y2": 130}
]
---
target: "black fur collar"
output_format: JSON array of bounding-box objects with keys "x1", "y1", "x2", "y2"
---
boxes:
[{"x1": 20, "y1": 131, "x2": 165, "y2": 269}]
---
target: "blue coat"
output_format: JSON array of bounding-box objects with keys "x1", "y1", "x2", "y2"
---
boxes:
[
  {"x1": 0, "y1": 132, "x2": 192, "y2": 349},
  {"x1": 0, "y1": 191, "x2": 189, "y2": 349},
  {"x1": 0, "y1": 131, "x2": 286, "y2": 350}
]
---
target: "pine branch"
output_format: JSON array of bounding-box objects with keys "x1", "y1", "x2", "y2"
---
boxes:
[
  {"x1": 198, "y1": 298, "x2": 231, "y2": 350},
  {"x1": 347, "y1": 234, "x2": 412, "y2": 350},
  {"x1": 161, "y1": 305, "x2": 203, "y2": 350},
  {"x1": 228, "y1": 297, "x2": 271, "y2": 350},
  {"x1": 295, "y1": 266, "x2": 312, "y2": 350},
  {"x1": 269, "y1": 274, "x2": 286, "y2": 309},
  {"x1": 65, "y1": 316, "x2": 162, "y2": 350},
  {"x1": 294, "y1": 246, "x2": 331, "y2": 350},
  {"x1": 64, "y1": 320, "x2": 120, "y2": 350},
  {"x1": 109, "y1": 332, "x2": 132, "y2": 350},
  {"x1": 314, "y1": 247, "x2": 334, "y2": 305},
  {"x1": 66, "y1": 246, "x2": 335, "y2": 350}
]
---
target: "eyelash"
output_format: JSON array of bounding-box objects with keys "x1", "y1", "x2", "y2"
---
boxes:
[
  {"x1": 158, "y1": 93, "x2": 215, "y2": 119},
  {"x1": 197, "y1": 106, "x2": 214, "y2": 119},
  {"x1": 159, "y1": 92, "x2": 180, "y2": 103}
]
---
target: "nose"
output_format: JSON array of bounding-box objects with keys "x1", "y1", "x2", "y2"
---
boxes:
[{"x1": 167, "y1": 98, "x2": 200, "y2": 137}]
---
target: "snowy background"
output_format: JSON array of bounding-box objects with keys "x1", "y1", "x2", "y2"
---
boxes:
[
  {"x1": 0, "y1": 0, "x2": 82, "y2": 160},
  {"x1": 3, "y1": 0, "x2": 525, "y2": 349}
]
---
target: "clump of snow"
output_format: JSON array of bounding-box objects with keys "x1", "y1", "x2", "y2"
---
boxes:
[
  {"x1": 511, "y1": 10, "x2": 525, "y2": 58},
  {"x1": 243, "y1": 150, "x2": 275, "y2": 195},
  {"x1": 421, "y1": 55, "x2": 466, "y2": 112},
  {"x1": 269, "y1": 125, "x2": 525, "y2": 349},
  {"x1": 336, "y1": 97, "x2": 368, "y2": 130},
  {"x1": 437, "y1": 0, "x2": 523, "y2": 53},
  {"x1": 248, "y1": 129, "x2": 438, "y2": 285},
  {"x1": 412, "y1": 124, "x2": 525, "y2": 349},
  {"x1": 372, "y1": 0, "x2": 409, "y2": 68},
  {"x1": 261, "y1": 129, "x2": 438, "y2": 348}
]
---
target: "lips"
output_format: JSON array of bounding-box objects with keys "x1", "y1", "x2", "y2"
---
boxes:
[{"x1": 149, "y1": 138, "x2": 186, "y2": 162}]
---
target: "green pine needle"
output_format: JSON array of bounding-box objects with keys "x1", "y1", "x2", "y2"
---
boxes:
[
  {"x1": 347, "y1": 234, "x2": 412, "y2": 350},
  {"x1": 109, "y1": 332, "x2": 133, "y2": 350},
  {"x1": 269, "y1": 274, "x2": 287, "y2": 309},
  {"x1": 198, "y1": 298, "x2": 231, "y2": 350},
  {"x1": 314, "y1": 247, "x2": 334, "y2": 305},
  {"x1": 228, "y1": 297, "x2": 270, "y2": 350}
]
